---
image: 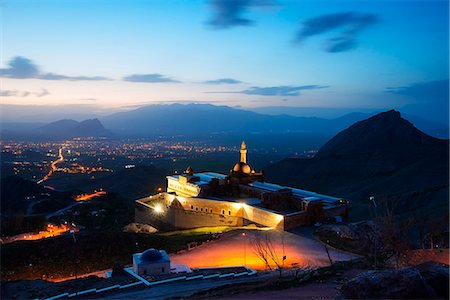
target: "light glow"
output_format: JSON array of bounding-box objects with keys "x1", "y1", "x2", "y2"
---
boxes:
[{"x1": 154, "y1": 204, "x2": 163, "y2": 213}]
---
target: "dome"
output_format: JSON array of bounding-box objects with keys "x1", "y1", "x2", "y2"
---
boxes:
[
  {"x1": 141, "y1": 248, "x2": 163, "y2": 262},
  {"x1": 233, "y1": 162, "x2": 251, "y2": 174}
]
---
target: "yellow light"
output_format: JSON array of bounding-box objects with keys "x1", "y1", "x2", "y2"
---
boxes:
[
  {"x1": 233, "y1": 202, "x2": 245, "y2": 209},
  {"x1": 276, "y1": 214, "x2": 284, "y2": 221},
  {"x1": 154, "y1": 204, "x2": 163, "y2": 213}
]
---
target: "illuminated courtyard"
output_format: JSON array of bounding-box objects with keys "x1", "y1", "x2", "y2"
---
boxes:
[{"x1": 170, "y1": 229, "x2": 357, "y2": 270}]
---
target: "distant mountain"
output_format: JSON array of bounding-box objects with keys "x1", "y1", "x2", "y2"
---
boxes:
[
  {"x1": 37, "y1": 118, "x2": 111, "y2": 138},
  {"x1": 1, "y1": 118, "x2": 111, "y2": 140},
  {"x1": 266, "y1": 110, "x2": 449, "y2": 221},
  {"x1": 248, "y1": 107, "x2": 448, "y2": 138},
  {"x1": 100, "y1": 104, "x2": 447, "y2": 138},
  {"x1": 101, "y1": 104, "x2": 320, "y2": 135},
  {"x1": 2, "y1": 104, "x2": 447, "y2": 140}
]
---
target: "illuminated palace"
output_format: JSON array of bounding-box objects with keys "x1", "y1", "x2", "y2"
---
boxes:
[{"x1": 135, "y1": 142, "x2": 349, "y2": 230}]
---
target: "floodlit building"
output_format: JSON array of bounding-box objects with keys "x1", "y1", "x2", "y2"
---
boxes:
[
  {"x1": 132, "y1": 248, "x2": 170, "y2": 276},
  {"x1": 135, "y1": 142, "x2": 349, "y2": 230}
]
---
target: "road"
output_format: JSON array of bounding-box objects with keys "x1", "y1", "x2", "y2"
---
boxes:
[{"x1": 37, "y1": 147, "x2": 64, "y2": 184}]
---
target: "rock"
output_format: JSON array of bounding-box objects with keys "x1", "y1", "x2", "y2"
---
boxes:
[
  {"x1": 416, "y1": 262, "x2": 450, "y2": 299},
  {"x1": 338, "y1": 263, "x2": 449, "y2": 299},
  {"x1": 122, "y1": 223, "x2": 157, "y2": 234}
]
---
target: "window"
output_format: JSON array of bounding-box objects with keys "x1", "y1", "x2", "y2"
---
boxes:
[
  {"x1": 196, "y1": 207, "x2": 198, "y2": 211},
  {"x1": 228, "y1": 211, "x2": 231, "y2": 215},
  {"x1": 162, "y1": 267, "x2": 165, "y2": 273},
  {"x1": 210, "y1": 209, "x2": 213, "y2": 213},
  {"x1": 143, "y1": 270, "x2": 147, "y2": 275},
  {"x1": 191, "y1": 205, "x2": 193, "y2": 209},
  {"x1": 222, "y1": 210, "x2": 225, "y2": 214},
  {"x1": 201, "y1": 208, "x2": 203, "y2": 212}
]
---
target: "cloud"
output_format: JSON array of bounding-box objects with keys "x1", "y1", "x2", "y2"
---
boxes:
[
  {"x1": 0, "y1": 90, "x2": 18, "y2": 97},
  {"x1": 238, "y1": 85, "x2": 328, "y2": 96},
  {"x1": 385, "y1": 79, "x2": 449, "y2": 101},
  {"x1": 296, "y1": 12, "x2": 379, "y2": 52},
  {"x1": 203, "y1": 78, "x2": 242, "y2": 84},
  {"x1": 0, "y1": 88, "x2": 50, "y2": 97},
  {"x1": 386, "y1": 79, "x2": 449, "y2": 125},
  {"x1": 36, "y1": 89, "x2": 50, "y2": 97},
  {"x1": 0, "y1": 56, "x2": 110, "y2": 81},
  {"x1": 123, "y1": 73, "x2": 180, "y2": 83},
  {"x1": 40, "y1": 73, "x2": 110, "y2": 81},
  {"x1": 0, "y1": 56, "x2": 40, "y2": 78},
  {"x1": 208, "y1": 0, "x2": 273, "y2": 29}
]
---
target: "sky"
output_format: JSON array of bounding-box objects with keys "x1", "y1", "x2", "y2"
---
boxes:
[{"x1": 0, "y1": 0, "x2": 449, "y2": 123}]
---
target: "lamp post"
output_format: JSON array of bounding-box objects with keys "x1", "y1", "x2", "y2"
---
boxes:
[
  {"x1": 369, "y1": 196, "x2": 378, "y2": 268},
  {"x1": 242, "y1": 232, "x2": 246, "y2": 266}
]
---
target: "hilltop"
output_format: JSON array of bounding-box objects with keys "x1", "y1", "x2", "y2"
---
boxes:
[{"x1": 266, "y1": 110, "x2": 449, "y2": 221}]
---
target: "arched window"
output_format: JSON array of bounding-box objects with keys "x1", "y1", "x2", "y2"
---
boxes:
[
  {"x1": 201, "y1": 208, "x2": 203, "y2": 212},
  {"x1": 191, "y1": 205, "x2": 193, "y2": 209},
  {"x1": 222, "y1": 210, "x2": 225, "y2": 215},
  {"x1": 228, "y1": 211, "x2": 231, "y2": 215},
  {"x1": 196, "y1": 207, "x2": 198, "y2": 211},
  {"x1": 210, "y1": 209, "x2": 213, "y2": 213}
]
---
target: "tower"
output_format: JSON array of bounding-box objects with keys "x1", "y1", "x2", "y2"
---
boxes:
[{"x1": 240, "y1": 141, "x2": 247, "y2": 163}]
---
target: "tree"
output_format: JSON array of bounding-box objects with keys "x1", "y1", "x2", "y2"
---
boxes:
[
  {"x1": 253, "y1": 232, "x2": 285, "y2": 278},
  {"x1": 375, "y1": 199, "x2": 413, "y2": 268}
]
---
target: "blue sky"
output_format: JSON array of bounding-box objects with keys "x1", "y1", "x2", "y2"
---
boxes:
[{"x1": 1, "y1": 0, "x2": 448, "y2": 123}]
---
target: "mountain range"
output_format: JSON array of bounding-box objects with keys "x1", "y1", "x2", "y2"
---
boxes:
[
  {"x1": 2, "y1": 104, "x2": 447, "y2": 140},
  {"x1": 1, "y1": 118, "x2": 111, "y2": 139},
  {"x1": 266, "y1": 110, "x2": 449, "y2": 221}
]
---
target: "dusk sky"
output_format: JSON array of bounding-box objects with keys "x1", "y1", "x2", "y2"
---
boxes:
[{"x1": 1, "y1": 0, "x2": 448, "y2": 123}]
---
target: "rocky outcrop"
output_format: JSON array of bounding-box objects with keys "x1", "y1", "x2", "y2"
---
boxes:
[
  {"x1": 315, "y1": 222, "x2": 379, "y2": 255},
  {"x1": 338, "y1": 262, "x2": 449, "y2": 299}
]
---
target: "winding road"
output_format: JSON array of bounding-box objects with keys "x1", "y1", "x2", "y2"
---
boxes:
[{"x1": 37, "y1": 148, "x2": 64, "y2": 184}]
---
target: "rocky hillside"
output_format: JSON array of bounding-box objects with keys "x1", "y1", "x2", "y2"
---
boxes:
[{"x1": 266, "y1": 110, "x2": 449, "y2": 221}]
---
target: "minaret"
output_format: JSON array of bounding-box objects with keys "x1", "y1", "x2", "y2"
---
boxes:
[{"x1": 240, "y1": 141, "x2": 247, "y2": 163}]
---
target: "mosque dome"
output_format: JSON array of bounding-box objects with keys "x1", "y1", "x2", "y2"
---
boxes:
[
  {"x1": 141, "y1": 248, "x2": 163, "y2": 262},
  {"x1": 233, "y1": 161, "x2": 251, "y2": 174}
]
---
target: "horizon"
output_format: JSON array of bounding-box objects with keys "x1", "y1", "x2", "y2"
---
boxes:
[{"x1": 1, "y1": 0, "x2": 449, "y2": 124}]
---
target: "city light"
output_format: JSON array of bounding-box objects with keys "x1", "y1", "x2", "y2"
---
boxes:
[
  {"x1": 154, "y1": 204, "x2": 163, "y2": 213},
  {"x1": 233, "y1": 202, "x2": 245, "y2": 209}
]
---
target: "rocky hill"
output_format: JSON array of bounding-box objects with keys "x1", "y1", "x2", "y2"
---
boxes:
[{"x1": 266, "y1": 110, "x2": 449, "y2": 221}]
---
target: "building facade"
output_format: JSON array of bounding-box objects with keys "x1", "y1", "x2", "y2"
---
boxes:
[{"x1": 135, "y1": 142, "x2": 349, "y2": 231}]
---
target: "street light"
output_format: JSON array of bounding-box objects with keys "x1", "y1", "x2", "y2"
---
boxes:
[
  {"x1": 154, "y1": 204, "x2": 163, "y2": 213},
  {"x1": 242, "y1": 232, "x2": 246, "y2": 266}
]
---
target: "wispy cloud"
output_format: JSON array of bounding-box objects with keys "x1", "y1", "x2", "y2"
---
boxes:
[
  {"x1": 296, "y1": 12, "x2": 379, "y2": 53},
  {"x1": 240, "y1": 85, "x2": 328, "y2": 96},
  {"x1": 203, "y1": 78, "x2": 242, "y2": 84},
  {"x1": 209, "y1": 85, "x2": 328, "y2": 96},
  {"x1": 385, "y1": 79, "x2": 449, "y2": 101},
  {"x1": 208, "y1": 0, "x2": 274, "y2": 29},
  {"x1": 0, "y1": 88, "x2": 50, "y2": 97},
  {"x1": 0, "y1": 56, "x2": 111, "y2": 81},
  {"x1": 0, "y1": 90, "x2": 18, "y2": 97},
  {"x1": 40, "y1": 73, "x2": 110, "y2": 81},
  {"x1": 123, "y1": 74, "x2": 181, "y2": 83}
]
